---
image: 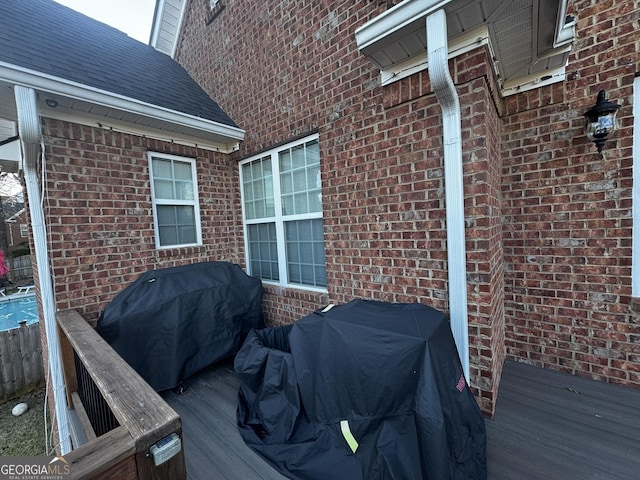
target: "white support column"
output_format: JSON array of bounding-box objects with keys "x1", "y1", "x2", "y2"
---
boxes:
[{"x1": 14, "y1": 85, "x2": 72, "y2": 454}]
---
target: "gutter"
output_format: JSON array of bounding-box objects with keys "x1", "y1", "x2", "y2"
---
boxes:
[
  {"x1": 14, "y1": 85, "x2": 72, "y2": 454},
  {"x1": 426, "y1": 9, "x2": 469, "y2": 381},
  {"x1": 355, "y1": 0, "x2": 450, "y2": 52},
  {"x1": 0, "y1": 61, "x2": 245, "y2": 143}
]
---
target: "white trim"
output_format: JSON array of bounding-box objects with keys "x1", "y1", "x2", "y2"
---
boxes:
[
  {"x1": 14, "y1": 85, "x2": 72, "y2": 454},
  {"x1": 554, "y1": 2, "x2": 575, "y2": 48},
  {"x1": 355, "y1": 0, "x2": 451, "y2": 51},
  {"x1": 379, "y1": 25, "x2": 489, "y2": 87},
  {"x1": 356, "y1": 0, "x2": 572, "y2": 97},
  {"x1": 500, "y1": 70, "x2": 568, "y2": 97},
  {"x1": 632, "y1": 76, "x2": 640, "y2": 297},
  {"x1": 239, "y1": 134, "x2": 327, "y2": 292},
  {"x1": 150, "y1": 0, "x2": 187, "y2": 58},
  {"x1": 426, "y1": 9, "x2": 469, "y2": 381},
  {"x1": 373, "y1": 22, "x2": 568, "y2": 96},
  {"x1": 40, "y1": 108, "x2": 239, "y2": 154},
  {"x1": 148, "y1": 152, "x2": 203, "y2": 249},
  {"x1": 149, "y1": 0, "x2": 167, "y2": 48},
  {"x1": 0, "y1": 61, "x2": 245, "y2": 143},
  {"x1": 170, "y1": 0, "x2": 188, "y2": 58}
]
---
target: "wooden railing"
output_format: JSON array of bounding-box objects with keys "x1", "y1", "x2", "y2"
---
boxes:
[{"x1": 57, "y1": 309, "x2": 186, "y2": 480}]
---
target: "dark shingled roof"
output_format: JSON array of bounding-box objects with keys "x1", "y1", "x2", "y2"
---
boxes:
[{"x1": 0, "y1": 0, "x2": 237, "y2": 127}]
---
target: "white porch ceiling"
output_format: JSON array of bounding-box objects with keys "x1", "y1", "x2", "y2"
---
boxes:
[{"x1": 356, "y1": 0, "x2": 575, "y2": 95}]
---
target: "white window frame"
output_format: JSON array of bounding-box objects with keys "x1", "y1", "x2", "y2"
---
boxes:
[
  {"x1": 239, "y1": 134, "x2": 327, "y2": 292},
  {"x1": 148, "y1": 152, "x2": 203, "y2": 250}
]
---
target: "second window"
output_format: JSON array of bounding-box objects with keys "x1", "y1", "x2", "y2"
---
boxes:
[{"x1": 240, "y1": 135, "x2": 326, "y2": 289}]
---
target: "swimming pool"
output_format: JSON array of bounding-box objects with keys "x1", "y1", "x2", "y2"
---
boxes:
[{"x1": 0, "y1": 294, "x2": 38, "y2": 331}]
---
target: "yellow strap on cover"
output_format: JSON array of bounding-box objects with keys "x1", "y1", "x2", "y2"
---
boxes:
[{"x1": 340, "y1": 420, "x2": 359, "y2": 453}]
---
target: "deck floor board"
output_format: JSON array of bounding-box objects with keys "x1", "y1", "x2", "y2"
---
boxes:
[
  {"x1": 163, "y1": 358, "x2": 640, "y2": 480},
  {"x1": 162, "y1": 358, "x2": 288, "y2": 480},
  {"x1": 485, "y1": 360, "x2": 640, "y2": 480}
]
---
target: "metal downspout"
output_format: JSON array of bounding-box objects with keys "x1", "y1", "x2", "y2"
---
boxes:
[
  {"x1": 426, "y1": 9, "x2": 470, "y2": 381},
  {"x1": 14, "y1": 86, "x2": 72, "y2": 454}
]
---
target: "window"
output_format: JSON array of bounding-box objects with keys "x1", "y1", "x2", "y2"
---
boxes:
[
  {"x1": 20, "y1": 224, "x2": 28, "y2": 238},
  {"x1": 240, "y1": 135, "x2": 326, "y2": 289},
  {"x1": 206, "y1": 0, "x2": 224, "y2": 25},
  {"x1": 148, "y1": 152, "x2": 202, "y2": 249}
]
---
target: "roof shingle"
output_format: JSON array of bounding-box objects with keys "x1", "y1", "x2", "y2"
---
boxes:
[{"x1": 0, "y1": 0, "x2": 237, "y2": 127}]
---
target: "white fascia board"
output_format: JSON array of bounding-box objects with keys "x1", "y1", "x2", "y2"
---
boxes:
[
  {"x1": 0, "y1": 61, "x2": 245, "y2": 145},
  {"x1": 41, "y1": 108, "x2": 240, "y2": 154},
  {"x1": 149, "y1": 0, "x2": 167, "y2": 48},
  {"x1": 500, "y1": 69, "x2": 567, "y2": 97},
  {"x1": 380, "y1": 25, "x2": 489, "y2": 87},
  {"x1": 554, "y1": 0, "x2": 576, "y2": 48},
  {"x1": 170, "y1": 0, "x2": 188, "y2": 58},
  {"x1": 355, "y1": 0, "x2": 452, "y2": 51},
  {"x1": 150, "y1": 0, "x2": 187, "y2": 58}
]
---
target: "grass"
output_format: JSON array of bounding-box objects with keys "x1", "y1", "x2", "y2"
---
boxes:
[{"x1": 0, "y1": 387, "x2": 50, "y2": 456}]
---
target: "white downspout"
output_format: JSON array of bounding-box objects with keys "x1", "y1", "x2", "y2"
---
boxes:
[
  {"x1": 426, "y1": 9, "x2": 470, "y2": 381},
  {"x1": 632, "y1": 76, "x2": 640, "y2": 297},
  {"x1": 14, "y1": 86, "x2": 72, "y2": 454}
]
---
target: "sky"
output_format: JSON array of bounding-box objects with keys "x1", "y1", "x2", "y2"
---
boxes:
[{"x1": 53, "y1": 0, "x2": 157, "y2": 44}]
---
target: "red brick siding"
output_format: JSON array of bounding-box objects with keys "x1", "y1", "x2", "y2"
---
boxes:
[
  {"x1": 501, "y1": 1, "x2": 639, "y2": 387},
  {"x1": 459, "y1": 69, "x2": 506, "y2": 414},
  {"x1": 40, "y1": 119, "x2": 245, "y2": 324},
  {"x1": 177, "y1": 0, "x2": 507, "y2": 415}
]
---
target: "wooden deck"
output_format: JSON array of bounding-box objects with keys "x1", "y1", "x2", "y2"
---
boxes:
[
  {"x1": 161, "y1": 358, "x2": 287, "y2": 480},
  {"x1": 486, "y1": 360, "x2": 640, "y2": 480},
  {"x1": 162, "y1": 358, "x2": 640, "y2": 480}
]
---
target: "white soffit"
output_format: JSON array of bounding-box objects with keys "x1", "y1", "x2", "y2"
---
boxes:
[{"x1": 355, "y1": 0, "x2": 575, "y2": 96}]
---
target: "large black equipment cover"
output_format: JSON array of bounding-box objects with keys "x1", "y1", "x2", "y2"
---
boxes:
[
  {"x1": 98, "y1": 261, "x2": 264, "y2": 391},
  {"x1": 235, "y1": 299, "x2": 487, "y2": 480}
]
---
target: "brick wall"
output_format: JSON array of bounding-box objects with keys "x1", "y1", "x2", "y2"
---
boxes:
[
  {"x1": 459, "y1": 61, "x2": 506, "y2": 413},
  {"x1": 176, "y1": 0, "x2": 507, "y2": 415},
  {"x1": 40, "y1": 119, "x2": 245, "y2": 324},
  {"x1": 177, "y1": 0, "x2": 388, "y2": 321},
  {"x1": 502, "y1": 0, "x2": 639, "y2": 387},
  {"x1": 29, "y1": 0, "x2": 638, "y2": 423}
]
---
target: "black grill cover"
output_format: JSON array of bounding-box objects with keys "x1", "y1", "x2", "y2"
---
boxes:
[
  {"x1": 98, "y1": 261, "x2": 264, "y2": 391},
  {"x1": 235, "y1": 299, "x2": 486, "y2": 480}
]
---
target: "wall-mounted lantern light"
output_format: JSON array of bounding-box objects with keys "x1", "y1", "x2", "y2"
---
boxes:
[{"x1": 583, "y1": 90, "x2": 620, "y2": 154}]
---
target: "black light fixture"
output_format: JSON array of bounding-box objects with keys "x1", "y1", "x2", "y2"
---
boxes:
[{"x1": 583, "y1": 90, "x2": 620, "y2": 154}]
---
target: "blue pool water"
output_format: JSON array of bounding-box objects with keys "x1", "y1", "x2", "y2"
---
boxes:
[{"x1": 0, "y1": 294, "x2": 38, "y2": 331}]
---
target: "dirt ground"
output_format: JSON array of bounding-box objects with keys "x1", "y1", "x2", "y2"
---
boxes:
[{"x1": 0, "y1": 387, "x2": 49, "y2": 456}]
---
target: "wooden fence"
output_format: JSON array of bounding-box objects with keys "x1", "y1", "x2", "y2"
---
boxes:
[
  {"x1": 0, "y1": 321, "x2": 44, "y2": 402},
  {"x1": 8, "y1": 255, "x2": 32, "y2": 282}
]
